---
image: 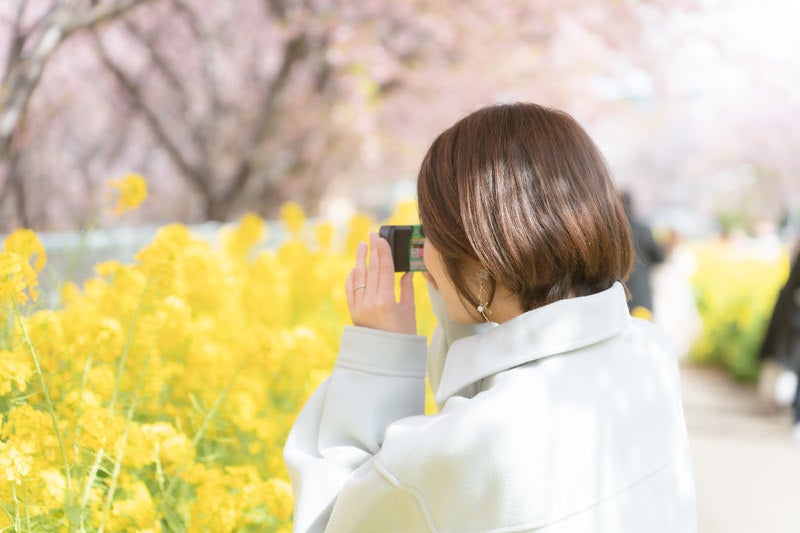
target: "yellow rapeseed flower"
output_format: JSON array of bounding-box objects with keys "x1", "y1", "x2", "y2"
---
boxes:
[
  {"x1": 0, "y1": 250, "x2": 38, "y2": 304},
  {"x1": 222, "y1": 213, "x2": 266, "y2": 260},
  {"x1": 109, "y1": 173, "x2": 148, "y2": 215},
  {"x1": 315, "y1": 221, "x2": 335, "y2": 249},
  {"x1": 0, "y1": 441, "x2": 33, "y2": 484},
  {"x1": 140, "y1": 422, "x2": 193, "y2": 473},
  {"x1": 345, "y1": 212, "x2": 374, "y2": 255},
  {"x1": 0, "y1": 348, "x2": 33, "y2": 395},
  {"x1": 3, "y1": 228, "x2": 46, "y2": 272},
  {"x1": 37, "y1": 468, "x2": 67, "y2": 510},
  {"x1": 689, "y1": 240, "x2": 789, "y2": 379},
  {"x1": 108, "y1": 481, "x2": 158, "y2": 531},
  {"x1": 76, "y1": 405, "x2": 126, "y2": 451},
  {"x1": 265, "y1": 477, "x2": 293, "y2": 522},
  {"x1": 0, "y1": 203, "x2": 442, "y2": 529},
  {"x1": 383, "y1": 199, "x2": 419, "y2": 226},
  {"x1": 280, "y1": 202, "x2": 306, "y2": 235}
]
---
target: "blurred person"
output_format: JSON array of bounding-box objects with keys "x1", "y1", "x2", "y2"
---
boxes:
[
  {"x1": 284, "y1": 103, "x2": 696, "y2": 532},
  {"x1": 759, "y1": 240, "x2": 800, "y2": 442},
  {"x1": 652, "y1": 228, "x2": 702, "y2": 360},
  {"x1": 622, "y1": 192, "x2": 666, "y2": 319}
]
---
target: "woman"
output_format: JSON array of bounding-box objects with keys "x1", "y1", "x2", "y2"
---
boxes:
[{"x1": 284, "y1": 103, "x2": 696, "y2": 532}]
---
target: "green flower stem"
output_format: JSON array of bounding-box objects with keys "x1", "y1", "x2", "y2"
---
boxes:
[
  {"x1": 164, "y1": 357, "x2": 249, "y2": 498},
  {"x1": 13, "y1": 297, "x2": 73, "y2": 493},
  {"x1": 98, "y1": 353, "x2": 151, "y2": 533},
  {"x1": 108, "y1": 280, "x2": 149, "y2": 414},
  {"x1": 12, "y1": 482, "x2": 20, "y2": 532},
  {"x1": 80, "y1": 447, "x2": 105, "y2": 531}
]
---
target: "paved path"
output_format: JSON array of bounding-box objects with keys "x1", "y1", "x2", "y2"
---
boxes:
[{"x1": 680, "y1": 363, "x2": 800, "y2": 533}]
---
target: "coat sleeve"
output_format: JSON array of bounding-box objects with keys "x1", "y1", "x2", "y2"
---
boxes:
[
  {"x1": 324, "y1": 459, "x2": 435, "y2": 531},
  {"x1": 283, "y1": 325, "x2": 428, "y2": 532}
]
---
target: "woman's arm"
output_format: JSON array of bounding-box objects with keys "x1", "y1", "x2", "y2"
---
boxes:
[
  {"x1": 283, "y1": 326, "x2": 427, "y2": 531},
  {"x1": 284, "y1": 233, "x2": 427, "y2": 531}
]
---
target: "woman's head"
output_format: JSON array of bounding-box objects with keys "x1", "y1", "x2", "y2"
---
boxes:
[{"x1": 417, "y1": 102, "x2": 633, "y2": 318}]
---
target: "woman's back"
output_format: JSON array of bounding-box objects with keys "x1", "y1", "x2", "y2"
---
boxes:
[{"x1": 320, "y1": 285, "x2": 695, "y2": 532}]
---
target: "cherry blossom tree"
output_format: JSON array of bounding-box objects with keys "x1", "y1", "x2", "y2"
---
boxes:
[
  {"x1": 2, "y1": 0, "x2": 798, "y2": 233},
  {"x1": 0, "y1": 0, "x2": 152, "y2": 228}
]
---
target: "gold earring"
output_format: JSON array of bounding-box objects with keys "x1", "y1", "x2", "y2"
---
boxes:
[{"x1": 476, "y1": 270, "x2": 491, "y2": 322}]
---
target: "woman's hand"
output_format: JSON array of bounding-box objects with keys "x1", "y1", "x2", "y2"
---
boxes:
[{"x1": 346, "y1": 232, "x2": 416, "y2": 335}]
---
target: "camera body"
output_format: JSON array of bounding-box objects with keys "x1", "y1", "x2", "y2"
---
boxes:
[{"x1": 378, "y1": 225, "x2": 426, "y2": 272}]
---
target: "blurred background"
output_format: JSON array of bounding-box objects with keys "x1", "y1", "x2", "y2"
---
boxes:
[
  {"x1": 2, "y1": 1, "x2": 800, "y2": 532},
  {"x1": 2, "y1": 0, "x2": 799, "y2": 233}
]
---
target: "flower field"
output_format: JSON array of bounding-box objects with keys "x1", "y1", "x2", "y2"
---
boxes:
[
  {"x1": 688, "y1": 239, "x2": 790, "y2": 381},
  {"x1": 1, "y1": 177, "x2": 792, "y2": 531},
  {"x1": 1, "y1": 198, "x2": 434, "y2": 532}
]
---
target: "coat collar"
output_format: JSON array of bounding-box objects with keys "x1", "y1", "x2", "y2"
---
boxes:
[{"x1": 435, "y1": 282, "x2": 631, "y2": 404}]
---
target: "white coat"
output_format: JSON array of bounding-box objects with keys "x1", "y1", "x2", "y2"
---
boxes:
[{"x1": 284, "y1": 282, "x2": 697, "y2": 532}]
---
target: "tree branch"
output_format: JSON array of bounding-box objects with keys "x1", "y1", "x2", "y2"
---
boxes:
[
  {"x1": 92, "y1": 32, "x2": 212, "y2": 199},
  {"x1": 118, "y1": 0, "x2": 222, "y2": 184},
  {"x1": 221, "y1": 31, "x2": 312, "y2": 207},
  {"x1": 172, "y1": 0, "x2": 222, "y2": 116},
  {"x1": 122, "y1": 19, "x2": 188, "y2": 105},
  {"x1": 169, "y1": 0, "x2": 221, "y2": 177},
  {"x1": 0, "y1": 0, "x2": 153, "y2": 160},
  {"x1": 2, "y1": 1, "x2": 28, "y2": 78},
  {"x1": 59, "y1": 0, "x2": 152, "y2": 34}
]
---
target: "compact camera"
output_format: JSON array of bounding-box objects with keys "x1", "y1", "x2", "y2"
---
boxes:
[{"x1": 378, "y1": 225, "x2": 426, "y2": 272}]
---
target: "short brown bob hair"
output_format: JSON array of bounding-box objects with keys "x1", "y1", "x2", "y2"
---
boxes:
[{"x1": 417, "y1": 102, "x2": 633, "y2": 312}]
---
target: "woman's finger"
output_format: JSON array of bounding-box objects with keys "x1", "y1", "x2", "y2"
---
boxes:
[
  {"x1": 399, "y1": 271, "x2": 415, "y2": 309},
  {"x1": 366, "y1": 233, "x2": 380, "y2": 298},
  {"x1": 352, "y1": 241, "x2": 367, "y2": 301},
  {"x1": 375, "y1": 234, "x2": 396, "y2": 300},
  {"x1": 345, "y1": 268, "x2": 355, "y2": 311}
]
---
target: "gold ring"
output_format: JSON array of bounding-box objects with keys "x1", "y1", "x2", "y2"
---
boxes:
[{"x1": 354, "y1": 284, "x2": 367, "y2": 291}]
